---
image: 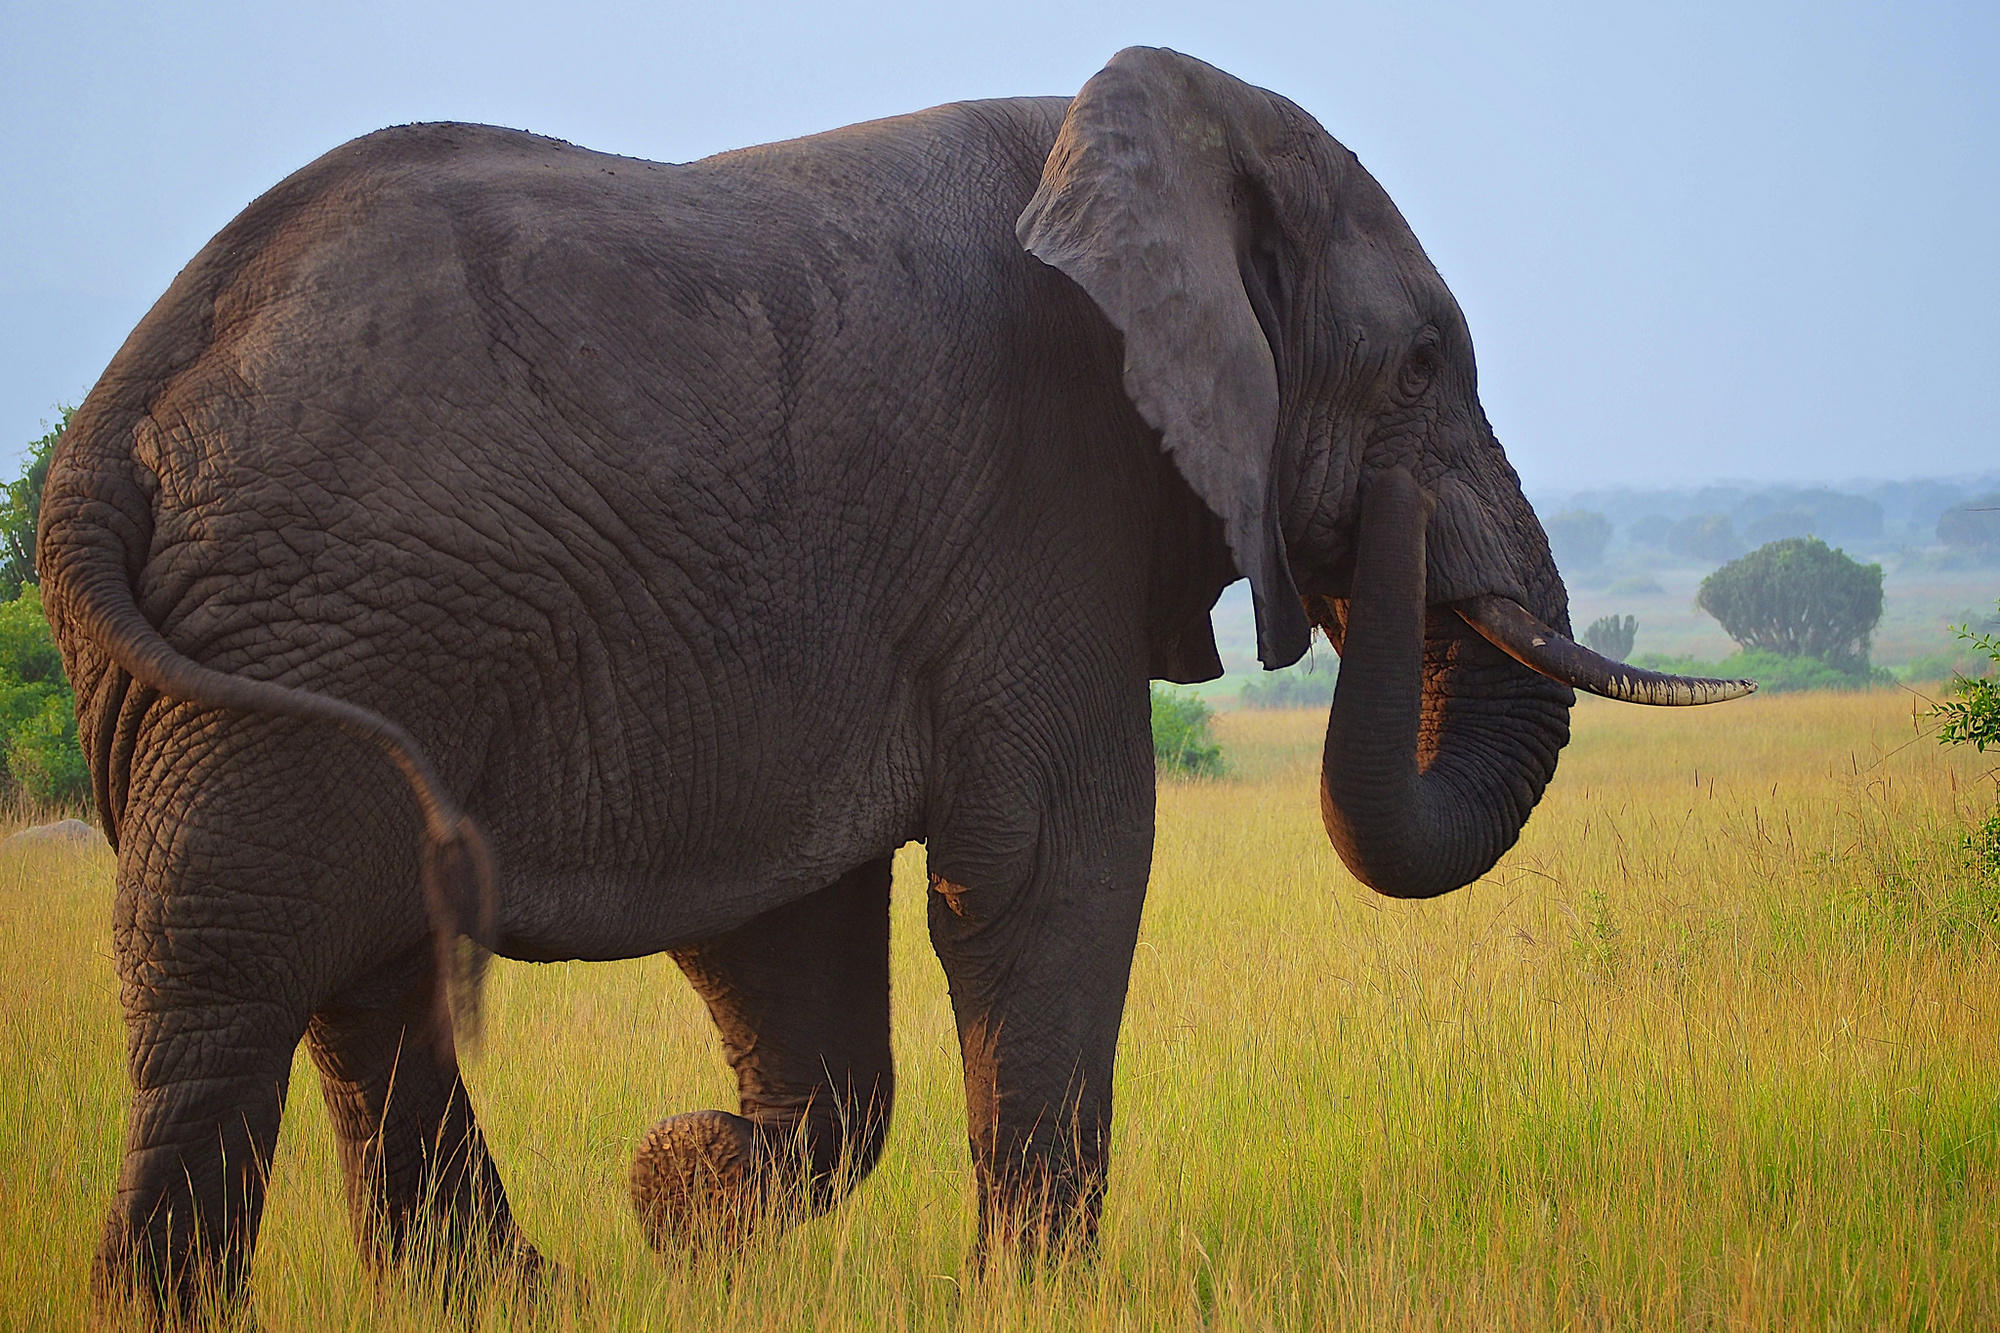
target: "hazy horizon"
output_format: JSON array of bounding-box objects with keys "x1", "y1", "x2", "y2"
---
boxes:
[{"x1": 5, "y1": 1, "x2": 1994, "y2": 492}]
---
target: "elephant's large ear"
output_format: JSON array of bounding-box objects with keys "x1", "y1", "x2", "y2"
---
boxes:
[{"x1": 1018, "y1": 47, "x2": 1311, "y2": 670}]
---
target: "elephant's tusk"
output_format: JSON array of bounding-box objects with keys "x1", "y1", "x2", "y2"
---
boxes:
[{"x1": 1454, "y1": 595, "x2": 1756, "y2": 706}]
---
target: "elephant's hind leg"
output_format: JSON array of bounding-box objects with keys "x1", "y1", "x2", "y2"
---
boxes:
[
  {"x1": 306, "y1": 948, "x2": 538, "y2": 1285},
  {"x1": 92, "y1": 719, "x2": 325, "y2": 1319},
  {"x1": 91, "y1": 982, "x2": 303, "y2": 1321},
  {"x1": 631, "y1": 857, "x2": 894, "y2": 1254}
]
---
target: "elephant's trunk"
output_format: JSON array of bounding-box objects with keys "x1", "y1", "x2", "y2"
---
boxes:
[{"x1": 1317, "y1": 468, "x2": 1572, "y2": 898}]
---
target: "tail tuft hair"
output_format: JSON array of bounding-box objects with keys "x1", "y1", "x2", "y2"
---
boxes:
[{"x1": 421, "y1": 814, "x2": 499, "y2": 1059}]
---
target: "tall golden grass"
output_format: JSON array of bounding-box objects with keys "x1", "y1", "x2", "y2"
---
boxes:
[{"x1": 2, "y1": 689, "x2": 1995, "y2": 1328}]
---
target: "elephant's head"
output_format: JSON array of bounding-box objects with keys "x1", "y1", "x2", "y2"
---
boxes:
[{"x1": 1020, "y1": 47, "x2": 1749, "y2": 898}]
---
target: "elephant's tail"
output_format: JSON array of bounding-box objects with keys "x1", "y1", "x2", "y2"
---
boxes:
[{"x1": 39, "y1": 500, "x2": 497, "y2": 1054}]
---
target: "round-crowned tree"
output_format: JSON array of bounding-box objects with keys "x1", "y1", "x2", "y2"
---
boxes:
[{"x1": 1696, "y1": 537, "x2": 1883, "y2": 675}]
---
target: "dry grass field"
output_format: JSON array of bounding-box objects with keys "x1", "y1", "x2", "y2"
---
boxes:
[{"x1": 2, "y1": 689, "x2": 1996, "y2": 1328}]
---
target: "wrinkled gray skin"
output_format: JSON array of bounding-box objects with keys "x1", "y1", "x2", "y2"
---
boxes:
[{"x1": 44, "y1": 48, "x2": 1579, "y2": 1316}]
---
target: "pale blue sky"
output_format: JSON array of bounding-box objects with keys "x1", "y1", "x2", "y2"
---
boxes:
[{"x1": 3, "y1": 0, "x2": 1993, "y2": 490}]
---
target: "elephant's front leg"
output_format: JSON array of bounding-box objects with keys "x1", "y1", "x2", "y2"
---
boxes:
[
  {"x1": 630, "y1": 857, "x2": 895, "y2": 1253},
  {"x1": 927, "y1": 760, "x2": 1154, "y2": 1259}
]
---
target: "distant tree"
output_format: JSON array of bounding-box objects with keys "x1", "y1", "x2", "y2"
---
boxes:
[
  {"x1": 1580, "y1": 614, "x2": 1636, "y2": 660},
  {"x1": 1742, "y1": 509, "x2": 1815, "y2": 547},
  {"x1": 1626, "y1": 514, "x2": 1673, "y2": 549},
  {"x1": 1239, "y1": 667, "x2": 1336, "y2": 710},
  {"x1": 1, "y1": 408, "x2": 69, "y2": 600},
  {"x1": 1667, "y1": 513, "x2": 1742, "y2": 565},
  {"x1": 1696, "y1": 537, "x2": 1883, "y2": 675},
  {"x1": 1735, "y1": 488, "x2": 1882, "y2": 548},
  {"x1": 1545, "y1": 509, "x2": 1612, "y2": 572},
  {"x1": 1937, "y1": 493, "x2": 2000, "y2": 555},
  {"x1": 1796, "y1": 489, "x2": 1882, "y2": 546}
]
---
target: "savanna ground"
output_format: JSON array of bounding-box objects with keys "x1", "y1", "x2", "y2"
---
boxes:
[{"x1": 2, "y1": 689, "x2": 1996, "y2": 1329}]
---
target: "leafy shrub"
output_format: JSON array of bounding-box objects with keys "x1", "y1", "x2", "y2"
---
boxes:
[
  {"x1": 1696, "y1": 537, "x2": 1882, "y2": 675},
  {"x1": 0, "y1": 586, "x2": 89, "y2": 809},
  {"x1": 1580, "y1": 614, "x2": 1636, "y2": 660},
  {"x1": 1238, "y1": 665, "x2": 1336, "y2": 710},
  {"x1": 1151, "y1": 684, "x2": 1224, "y2": 778},
  {"x1": 1919, "y1": 602, "x2": 2000, "y2": 947},
  {"x1": 1929, "y1": 602, "x2": 2000, "y2": 753}
]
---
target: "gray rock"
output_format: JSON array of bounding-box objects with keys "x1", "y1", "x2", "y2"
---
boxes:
[{"x1": 3, "y1": 818, "x2": 103, "y2": 848}]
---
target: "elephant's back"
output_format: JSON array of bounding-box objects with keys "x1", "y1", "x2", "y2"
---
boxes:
[
  {"x1": 41, "y1": 98, "x2": 1096, "y2": 899},
  {"x1": 76, "y1": 100, "x2": 1083, "y2": 651}
]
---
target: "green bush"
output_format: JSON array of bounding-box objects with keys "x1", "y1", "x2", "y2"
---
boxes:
[
  {"x1": 1929, "y1": 601, "x2": 2000, "y2": 753},
  {"x1": 1632, "y1": 648, "x2": 1888, "y2": 695},
  {"x1": 1927, "y1": 600, "x2": 2000, "y2": 942},
  {"x1": 0, "y1": 585, "x2": 89, "y2": 809},
  {"x1": 1151, "y1": 683, "x2": 1224, "y2": 778}
]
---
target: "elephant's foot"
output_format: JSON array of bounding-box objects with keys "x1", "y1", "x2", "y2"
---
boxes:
[
  {"x1": 966, "y1": 1140, "x2": 1108, "y2": 1274},
  {"x1": 629, "y1": 1110, "x2": 777, "y2": 1255},
  {"x1": 92, "y1": 1244, "x2": 244, "y2": 1329},
  {"x1": 457, "y1": 1239, "x2": 588, "y2": 1322},
  {"x1": 361, "y1": 1225, "x2": 557, "y2": 1314}
]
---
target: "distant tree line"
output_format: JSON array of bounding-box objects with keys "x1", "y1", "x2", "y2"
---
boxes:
[{"x1": 1538, "y1": 478, "x2": 2000, "y2": 573}]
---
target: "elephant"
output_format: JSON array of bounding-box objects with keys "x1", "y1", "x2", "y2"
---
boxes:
[{"x1": 40, "y1": 46, "x2": 1750, "y2": 1316}]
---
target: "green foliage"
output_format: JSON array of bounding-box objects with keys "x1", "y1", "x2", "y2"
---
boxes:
[
  {"x1": 1928, "y1": 602, "x2": 2000, "y2": 753},
  {"x1": 0, "y1": 586, "x2": 89, "y2": 809},
  {"x1": 1, "y1": 408, "x2": 68, "y2": 601},
  {"x1": 1633, "y1": 648, "x2": 1887, "y2": 694},
  {"x1": 1238, "y1": 664, "x2": 1336, "y2": 710},
  {"x1": 1696, "y1": 537, "x2": 1883, "y2": 675},
  {"x1": 1967, "y1": 810, "x2": 2000, "y2": 889},
  {"x1": 1580, "y1": 614, "x2": 1636, "y2": 660},
  {"x1": 1151, "y1": 683, "x2": 1224, "y2": 778}
]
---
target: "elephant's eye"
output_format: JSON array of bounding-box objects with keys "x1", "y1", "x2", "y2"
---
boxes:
[{"x1": 1400, "y1": 340, "x2": 1444, "y2": 399}]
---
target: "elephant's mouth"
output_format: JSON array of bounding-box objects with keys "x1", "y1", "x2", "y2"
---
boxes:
[
  {"x1": 1451, "y1": 595, "x2": 1754, "y2": 706},
  {"x1": 1311, "y1": 467, "x2": 1754, "y2": 903}
]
